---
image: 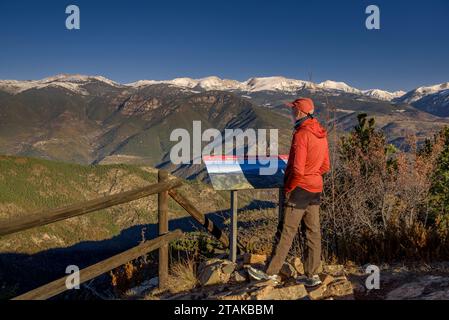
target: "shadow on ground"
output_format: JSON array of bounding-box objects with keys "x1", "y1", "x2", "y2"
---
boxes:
[{"x1": 0, "y1": 199, "x2": 278, "y2": 299}]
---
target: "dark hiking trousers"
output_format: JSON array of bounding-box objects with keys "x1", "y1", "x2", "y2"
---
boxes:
[{"x1": 266, "y1": 187, "x2": 321, "y2": 277}]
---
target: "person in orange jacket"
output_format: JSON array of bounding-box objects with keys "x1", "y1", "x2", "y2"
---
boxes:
[{"x1": 248, "y1": 98, "x2": 331, "y2": 287}]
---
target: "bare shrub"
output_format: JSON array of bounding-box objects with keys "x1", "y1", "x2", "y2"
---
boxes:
[
  {"x1": 166, "y1": 259, "x2": 198, "y2": 294},
  {"x1": 321, "y1": 115, "x2": 449, "y2": 263},
  {"x1": 110, "y1": 261, "x2": 141, "y2": 296}
]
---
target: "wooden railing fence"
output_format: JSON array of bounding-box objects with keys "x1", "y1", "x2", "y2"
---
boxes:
[{"x1": 0, "y1": 170, "x2": 231, "y2": 300}]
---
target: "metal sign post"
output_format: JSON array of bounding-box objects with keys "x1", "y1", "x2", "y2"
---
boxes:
[
  {"x1": 278, "y1": 188, "x2": 284, "y2": 221},
  {"x1": 230, "y1": 190, "x2": 238, "y2": 262},
  {"x1": 203, "y1": 155, "x2": 288, "y2": 264}
]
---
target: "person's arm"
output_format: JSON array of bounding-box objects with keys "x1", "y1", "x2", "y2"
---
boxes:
[
  {"x1": 284, "y1": 132, "x2": 308, "y2": 193},
  {"x1": 319, "y1": 140, "x2": 331, "y2": 175}
]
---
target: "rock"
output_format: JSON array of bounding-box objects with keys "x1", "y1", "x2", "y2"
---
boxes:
[
  {"x1": 351, "y1": 281, "x2": 367, "y2": 294},
  {"x1": 385, "y1": 275, "x2": 449, "y2": 300},
  {"x1": 243, "y1": 254, "x2": 267, "y2": 265},
  {"x1": 252, "y1": 279, "x2": 278, "y2": 288},
  {"x1": 386, "y1": 282, "x2": 426, "y2": 300},
  {"x1": 325, "y1": 279, "x2": 354, "y2": 299},
  {"x1": 231, "y1": 270, "x2": 248, "y2": 283},
  {"x1": 213, "y1": 287, "x2": 251, "y2": 300},
  {"x1": 219, "y1": 293, "x2": 250, "y2": 300},
  {"x1": 222, "y1": 263, "x2": 236, "y2": 274},
  {"x1": 253, "y1": 285, "x2": 275, "y2": 300},
  {"x1": 307, "y1": 284, "x2": 327, "y2": 300},
  {"x1": 255, "y1": 284, "x2": 308, "y2": 300},
  {"x1": 321, "y1": 274, "x2": 335, "y2": 287},
  {"x1": 323, "y1": 264, "x2": 345, "y2": 276},
  {"x1": 126, "y1": 277, "x2": 158, "y2": 296},
  {"x1": 332, "y1": 275, "x2": 350, "y2": 282},
  {"x1": 199, "y1": 258, "x2": 219, "y2": 269},
  {"x1": 198, "y1": 267, "x2": 226, "y2": 287},
  {"x1": 198, "y1": 259, "x2": 236, "y2": 286},
  {"x1": 422, "y1": 291, "x2": 449, "y2": 300},
  {"x1": 280, "y1": 262, "x2": 297, "y2": 279},
  {"x1": 289, "y1": 257, "x2": 304, "y2": 275},
  {"x1": 148, "y1": 277, "x2": 159, "y2": 287}
]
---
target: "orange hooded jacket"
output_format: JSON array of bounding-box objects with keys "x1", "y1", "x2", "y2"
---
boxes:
[{"x1": 284, "y1": 117, "x2": 330, "y2": 194}]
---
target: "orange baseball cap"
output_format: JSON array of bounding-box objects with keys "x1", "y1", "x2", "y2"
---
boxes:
[{"x1": 286, "y1": 98, "x2": 315, "y2": 114}]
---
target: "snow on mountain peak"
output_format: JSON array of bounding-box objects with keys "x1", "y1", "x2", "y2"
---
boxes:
[
  {"x1": 196, "y1": 76, "x2": 244, "y2": 91},
  {"x1": 2, "y1": 74, "x2": 438, "y2": 103},
  {"x1": 126, "y1": 80, "x2": 159, "y2": 87},
  {"x1": 0, "y1": 74, "x2": 121, "y2": 95},
  {"x1": 415, "y1": 82, "x2": 449, "y2": 95},
  {"x1": 41, "y1": 74, "x2": 119, "y2": 86},
  {"x1": 363, "y1": 89, "x2": 407, "y2": 101},
  {"x1": 396, "y1": 82, "x2": 449, "y2": 104},
  {"x1": 318, "y1": 80, "x2": 361, "y2": 94},
  {"x1": 127, "y1": 76, "x2": 311, "y2": 93},
  {"x1": 244, "y1": 76, "x2": 310, "y2": 92},
  {"x1": 127, "y1": 76, "x2": 245, "y2": 91}
]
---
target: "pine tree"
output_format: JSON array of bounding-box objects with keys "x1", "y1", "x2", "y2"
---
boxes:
[
  {"x1": 340, "y1": 113, "x2": 396, "y2": 174},
  {"x1": 429, "y1": 127, "x2": 449, "y2": 217}
]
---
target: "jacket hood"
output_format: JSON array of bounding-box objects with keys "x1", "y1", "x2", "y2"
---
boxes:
[{"x1": 298, "y1": 118, "x2": 327, "y2": 138}]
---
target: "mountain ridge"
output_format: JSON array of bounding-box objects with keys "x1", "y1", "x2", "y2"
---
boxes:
[
  {"x1": 1, "y1": 74, "x2": 448, "y2": 172},
  {"x1": 0, "y1": 74, "x2": 433, "y2": 102}
]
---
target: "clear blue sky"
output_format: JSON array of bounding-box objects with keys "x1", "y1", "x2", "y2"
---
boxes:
[{"x1": 0, "y1": 0, "x2": 448, "y2": 91}]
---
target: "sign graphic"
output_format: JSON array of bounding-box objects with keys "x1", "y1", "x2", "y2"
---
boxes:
[{"x1": 203, "y1": 155, "x2": 288, "y2": 191}]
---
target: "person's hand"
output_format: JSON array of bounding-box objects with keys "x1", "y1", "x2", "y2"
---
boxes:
[{"x1": 283, "y1": 192, "x2": 293, "y2": 208}]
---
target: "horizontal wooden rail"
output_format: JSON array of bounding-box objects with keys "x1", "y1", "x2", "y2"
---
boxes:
[
  {"x1": 13, "y1": 229, "x2": 183, "y2": 300},
  {"x1": 169, "y1": 189, "x2": 244, "y2": 253},
  {"x1": 0, "y1": 179, "x2": 183, "y2": 237}
]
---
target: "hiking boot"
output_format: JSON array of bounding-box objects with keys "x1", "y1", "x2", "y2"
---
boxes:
[
  {"x1": 304, "y1": 275, "x2": 322, "y2": 287},
  {"x1": 247, "y1": 266, "x2": 281, "y2": 284}
]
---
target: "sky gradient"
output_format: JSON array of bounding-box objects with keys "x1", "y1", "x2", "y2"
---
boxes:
[{"x1": 0, "y1": 0, "x2": 448, "y2": 91}]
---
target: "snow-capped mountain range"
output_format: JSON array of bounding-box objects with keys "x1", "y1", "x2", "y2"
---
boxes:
[
  {"x1": 2, "y1": 74, "x2": 448, "y2": 105},
  {"x1": 127, "y1": 76, "x2": 407, "y2": 101},
  {"x1": 1, "y1": 74, "x2": 448, "y2": 167},
  {"x1": 0, "y1": 74, "x2": 119, "y2": 96}
]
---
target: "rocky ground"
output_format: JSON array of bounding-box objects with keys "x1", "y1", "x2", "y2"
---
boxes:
[{"x1": 122, "y1": 254, "x2": 449, "y2": 301}]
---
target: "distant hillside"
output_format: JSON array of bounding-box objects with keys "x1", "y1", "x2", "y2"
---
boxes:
[{"x1": 0, "y1": 155, "x2": 230, "y2": 255}]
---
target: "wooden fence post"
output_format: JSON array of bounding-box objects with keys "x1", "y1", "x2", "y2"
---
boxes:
[{"x1": 158, "y1": 170, "x2": 169, "y2": 290}]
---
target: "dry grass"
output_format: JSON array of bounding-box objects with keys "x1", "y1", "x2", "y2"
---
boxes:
[
  {"x1": 166, "y1": 259, "x2": 198, "y2": 294},
  {"x1": 237, "y1": 208, "x2": 278, "y2": 255}
]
